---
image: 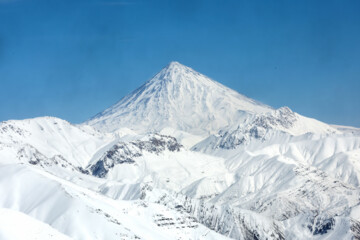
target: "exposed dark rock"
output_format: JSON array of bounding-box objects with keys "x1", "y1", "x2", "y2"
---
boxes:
[
  {"x1": 76, "y1": 166, "x2": 90, "y2": 175},
  {"x1": 0, "y1": 122, "x2": 29, "y2": 137},
  {"x1": 150, "y1": 191, "x2": 285, "y2": 240},
  {"x1": 215, "y1": 107, "x2": 297, "y2": 150},
  {"x1": 90, "y1": 160, "x2": 108, "y2": 178},
  {"x1": 137, "y1": 134, "x2": 182, "y2": 153},
  {"x1": 88, "y1": 134, "x2": 183, "y2": 178},
  {"x1": 308, "y1": 217, "x2": 335, "y2": 235},
  {"x1": 16, "y1": 145, "x2": 78, "y2": 172},
  {"x1": 351, "y1": 219, "x2": 360, "y2": 240}
]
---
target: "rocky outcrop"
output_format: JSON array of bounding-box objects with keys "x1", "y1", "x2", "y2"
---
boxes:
[{"x1": 89, "y1": 134, "x2": 183, "y2": 177}]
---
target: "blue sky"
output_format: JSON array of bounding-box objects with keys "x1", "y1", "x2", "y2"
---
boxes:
[{"x1": 0, "y1": 0, "x2": 359, "y2": 127}]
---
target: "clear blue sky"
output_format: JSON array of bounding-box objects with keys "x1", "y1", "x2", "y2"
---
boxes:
[{"x1": 0, "y1": 0, "x2": 359, "y2": 127}]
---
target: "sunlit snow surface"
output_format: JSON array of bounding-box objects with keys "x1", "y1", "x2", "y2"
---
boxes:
[
  {"x1": 86, "y1": 61, "x2": 272, "y2": 135},
  {"x1": 0, "y1": 208, "x2": 72, "y2": 240},
  {"x1": 1, "y1": 62, "x2": 360, "y2": 239}
]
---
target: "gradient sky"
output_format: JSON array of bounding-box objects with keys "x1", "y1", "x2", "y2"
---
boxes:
[{"x1": 0, "y1": 0, "x2": 359, "y2": 127}]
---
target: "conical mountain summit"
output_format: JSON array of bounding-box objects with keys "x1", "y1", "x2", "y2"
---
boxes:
[{"x1": 86, "y1": 61, "x2": 272, "y2": 134}]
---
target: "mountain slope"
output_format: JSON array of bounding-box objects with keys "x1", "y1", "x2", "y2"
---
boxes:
[
  {"x1": 1, "y1": 118, "x2": 359, "y2": 239},
  {"x1": 1, "y1": 61, "x2": 360, "y2": 240},
  {"x1": 0, "y1": 208, "x2": 72, "y2": 240},
  {"x1": 0, "y1": 162, "x2": 231, "y2": 240},
  {"x1": 193, "y1": 107, "x2": 340, "y2": 151},
  {"x1": 86, "y1": 61, "x2": 272, "y2": 135},
  {"x1": 0, "y1": 117, "x2": 115, "y2": 168}
]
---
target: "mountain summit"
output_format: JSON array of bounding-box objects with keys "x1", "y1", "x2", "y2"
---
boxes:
[{"x1": 86, "y1": 61, "x2": 272, "y2": 134}]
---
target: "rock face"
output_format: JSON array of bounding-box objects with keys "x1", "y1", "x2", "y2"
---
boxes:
[
  {"x1": 193, "y1": 106, "x2": 338, "y2": 151},
  {"x1": 90, "y1": 143, "x2": 140, "y2": 178},
  {"x1": 209, "y1": 107, "x2": 297, "y2": 149},
  {"x1": 136, "y1": 134, "x2": 182, "y2": 153},
  {"x1": 89, "y1": 134, "x2": 183, "y2": 177}
]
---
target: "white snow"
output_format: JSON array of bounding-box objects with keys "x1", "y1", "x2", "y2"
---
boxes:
[
  {"x1": 86, "y1": 61, "x2": 272, "y2": 135},
  {"x1": 0, "y1": 208, "x2": 73, "y2": 240},
  {"x1": 0, "y1": 61, "x2": 359, "y2": 239}
]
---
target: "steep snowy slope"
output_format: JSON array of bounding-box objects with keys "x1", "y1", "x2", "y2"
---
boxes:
[
  {"x1": 0, "y1": 163, "x2": 231, "y2": 240},
  {"x1": 0, "y1": 208, "x2": 73, "y2": 240},
  {"x1": 0, "y1": 118, "x2": 234, "y2": 240},
  {"x1": 193, "y1": 107, "x2": 339, "y2": 151},
  {"x1": 0, "y1": 117, "x2": 114, "y2": 167},
  {"x1": 1, "y1": 61, "x2": 360, "y2": 240},
  {"x1": 84, "y1": 132, "x2": 360, "y2": 239},
  {"x1": 86, "y1": 61, "x2": 341, "y2": 149},
  {"x1": 86, "y1": 61, "x2": 272, "y2": 135}
]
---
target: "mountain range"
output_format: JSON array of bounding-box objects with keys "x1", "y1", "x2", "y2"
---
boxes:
[{"x1": 0, "y1": 61, "x2": 359, "y2": 240}]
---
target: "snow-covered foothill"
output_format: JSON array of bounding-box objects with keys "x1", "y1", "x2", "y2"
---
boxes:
[{"x1": 0, "y1": 61, "x2": 359, "y2": 239}]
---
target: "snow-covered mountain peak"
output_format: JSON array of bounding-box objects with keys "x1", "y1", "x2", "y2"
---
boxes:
[
  {"x1": 86, "y1": 62, "x2": 272, "y2": 135},
  {"x1": 150, "y1": 61, "x2": 212, "y2": 86},
  {"x1": 157, "y1": 61, "x2": 190, "y2": 79}
]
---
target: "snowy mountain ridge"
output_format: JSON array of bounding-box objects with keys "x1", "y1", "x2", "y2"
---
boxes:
[
  {"x1": 0, "y1": 61, "x2": 360, "y2": 240},
  {"x1": 193, "y1": 106, "x2": 340, "y2": 151}
]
